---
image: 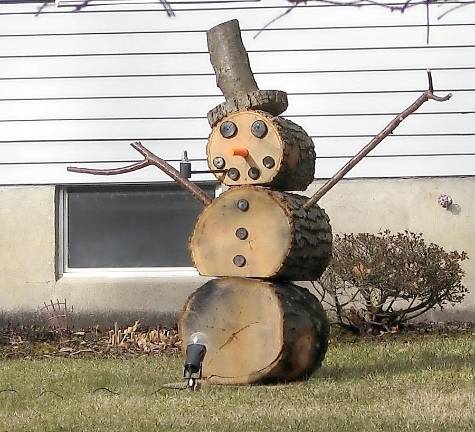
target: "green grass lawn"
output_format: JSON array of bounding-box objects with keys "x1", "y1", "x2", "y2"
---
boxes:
[{"x1": 0, "y1": 333, "x2": 473, "y2": 432}]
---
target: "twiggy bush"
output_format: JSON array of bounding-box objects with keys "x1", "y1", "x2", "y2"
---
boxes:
[{"x1": 313, "y1": 231, "x2": 468, "y2": 333}]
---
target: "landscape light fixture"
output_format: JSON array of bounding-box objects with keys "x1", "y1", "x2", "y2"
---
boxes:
[{"x1": 183, "y1": 332, "x2": 208, "y2": 391}]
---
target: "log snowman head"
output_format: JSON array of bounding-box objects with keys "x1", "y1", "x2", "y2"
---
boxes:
[{"x1": 207, "y1": 110, "x2": 316, "y2": 191}]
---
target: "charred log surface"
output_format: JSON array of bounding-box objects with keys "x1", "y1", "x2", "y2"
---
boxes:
[
  {"x1": 190, "y1": 186, "x2": 332, "y2": 280},
  {"x1": 179, "y1": 277, "x2": 329, "y2": 385}
]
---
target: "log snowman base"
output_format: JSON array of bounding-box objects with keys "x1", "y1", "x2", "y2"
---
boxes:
[{"x1": 178, "y1": 277, "x2": 329, "y2": 385}]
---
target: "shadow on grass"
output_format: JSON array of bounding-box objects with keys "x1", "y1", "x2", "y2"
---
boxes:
[{"x1": 315, "y1": 352, "x2": 472, "y2": 382}]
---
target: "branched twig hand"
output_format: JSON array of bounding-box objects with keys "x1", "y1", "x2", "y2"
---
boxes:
[
  {"x1": 303, "y1": 70, "x2": 452, "y2": 209},
  {"x1": 67, "y1": 142, "x2": 212, "y2": 206}
]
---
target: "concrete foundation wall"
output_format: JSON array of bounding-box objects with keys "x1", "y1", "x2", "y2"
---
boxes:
[{"x1": 0, "y1": 178, "x2": 474, "y2": 325}]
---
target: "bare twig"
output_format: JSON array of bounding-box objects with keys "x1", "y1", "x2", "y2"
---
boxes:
[
  {"x1": 159, "y1": 0, "x2": 175, "y2": 17},
  {"x1": 253, "y1": 2, "x2": 301, "y2": 39},
  {"x1": 0, "y1": 389, "x2": 18, "y2": 394},
  {"x1": 92, "y1": 387, "x2": 119, "y2": 395},
  {"x1": 255, "y1": 1, "x2": 475, "y2": 42},
  {"x1": 74, "y1": 0, "x2": 91, "y2": 12},
  {"x1": 35, "y1": 1, "x2": 49, "y2": 16},
  {"x1": 67, "y1": 142, "x2": 212, "y2": 206},
  {"x1": 302, "y1": 70, "x2": 451, "y2": 210},
  {"x1": 438, "y1": 2, "x2": 474, "y2": 19}
]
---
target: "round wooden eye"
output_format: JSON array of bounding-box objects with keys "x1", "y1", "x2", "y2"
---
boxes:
[
  {"x1": 220, "y1": 121, "x2": 237, "y2": 138},
  {"x1": 251, "y1": 120, "x2": 268, "y2": 138}
]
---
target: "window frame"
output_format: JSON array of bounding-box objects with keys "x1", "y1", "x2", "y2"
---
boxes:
[{"x1": 57, "y1": 183, "x2": 220, "y2": 278}]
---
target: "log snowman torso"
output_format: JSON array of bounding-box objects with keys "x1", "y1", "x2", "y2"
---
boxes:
[{"x1": 179, "y1": 20, "x2": 332, "y2": 385}]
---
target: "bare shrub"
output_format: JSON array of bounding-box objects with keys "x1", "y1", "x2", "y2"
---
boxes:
[{"x1": 313, "y1": 231, "x2": 468, "y2": 333}]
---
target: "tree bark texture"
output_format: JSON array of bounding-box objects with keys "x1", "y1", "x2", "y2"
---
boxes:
[
  {"x1": 207, "y1": 19, "x2": 258, "y2": 101},
  {"x1": 190, "y1": 186, "x2": 332, "y2": 280},
  {"x1": 207, "y1": 110, "x2": 315, "y2": 191},
  {"x1": 179, "y1": 277, "x2": 330, "y2": 385},
  {"x1": 207, "y1": 90, "x2": 288, "y2": 127},
  {"x1": 270, "y1": 114, "x2": 316, "y2": 191}
]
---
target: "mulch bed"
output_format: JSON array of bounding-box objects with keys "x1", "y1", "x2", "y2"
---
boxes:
[
  {"x1": 0, "y1": 321, "x2": 181, "y2": 359},
  {"x1": 1, "y1": 320, "x2": 473, "y2": 359}
]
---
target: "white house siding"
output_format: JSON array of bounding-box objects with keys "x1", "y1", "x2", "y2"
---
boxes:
[{"x1": 0, "y1": 0, "x2": 474, "y2": 185}]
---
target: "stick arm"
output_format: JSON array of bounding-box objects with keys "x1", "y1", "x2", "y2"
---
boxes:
[
  {"x1": 67, "y1": 142, "x2": 213, "y2": 206},
  {"x1": 302, "y1": 71, "x2": 452, "y2": 210}
]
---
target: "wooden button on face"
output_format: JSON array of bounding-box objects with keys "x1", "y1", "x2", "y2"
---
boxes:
[
  {"x1": 235, "y1": 227, "x2": 249, "y2": 240},
  {"x1": 227, "y1": 168, "x2": 240, "y2": 181},
  {"x1": 233, "y1": 255, "x2": 246, "y2": 267},
  {"x1": 236, "y1": 199, "x2": 249, "y2": 211}
]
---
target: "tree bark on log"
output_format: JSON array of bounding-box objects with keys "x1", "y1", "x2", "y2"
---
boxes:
[
  {"x1": 207, "y1": 19, "x2": 258, "y2": 101},
  {"x1": 271, "y1": 115, "x2": 316, "y2": 191},
  {"x1": 190, "y1": 186, "x2": 332, "y2": 280},
  {"x1": 207, "y1": 90, "x2": 288, "y2": 127},
  {"x1": 179, "y1": 277, "x2": 330, "y2": 385}
]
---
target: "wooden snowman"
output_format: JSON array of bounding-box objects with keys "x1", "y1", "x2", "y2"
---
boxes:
[
  {"x1": 179, "y1": 20, "x2": 332, "y2": 385},
  {"x1": 67, "y1": 19, "x2": 451, "y2": 386}
]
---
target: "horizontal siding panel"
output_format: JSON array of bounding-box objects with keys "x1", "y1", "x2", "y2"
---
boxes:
[
  {"x1": 0, "y1": 140, "x2": 208, "y2": 164},
  {"x1": 1, "y1": 69, "x2": 473, "y2": 99},
  {"x1": 0, "y1": 160, "x2": 215, "y2": 186},
  {"x1": 0, "y1": 113, "x2": 472, "y2": 141},
  {"x1": 1, "y1": 155, "x2": 474, "y2": 186},
  {"x1": 2, "y1": 46, "x2": 475, "y2": 79},
  {"x1": 289, "y1": 91, "x2": 474, "y2": 116},
  {"x1": 314, "y1": 135, "x2": 475, "y2": 158},
  {"x1": 2, "y1": 25, "x2": 475, "y2": 56},
  {"x1": 0, "y1": 90, "x2": 472, "y2": 119},
  {"x1": 316, "y1": 154, "x2": 475, "y2": 178},
  {"x1": 0, "y1": 135, "x2": 472, "y2": 165}
]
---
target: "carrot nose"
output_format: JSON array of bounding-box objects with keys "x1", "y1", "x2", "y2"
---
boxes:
[{"x1": 232, "y1": 148, "x2": 249, "y2": 157}]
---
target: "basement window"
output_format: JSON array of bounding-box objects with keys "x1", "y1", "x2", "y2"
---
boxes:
[{"x1": 57, "y1": 183, "x2": 216, "y2": 276}]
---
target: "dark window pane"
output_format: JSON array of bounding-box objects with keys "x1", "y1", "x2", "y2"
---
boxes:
[{"x1": 66, "y1": 183, "x2": 215, "y2": 268}]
